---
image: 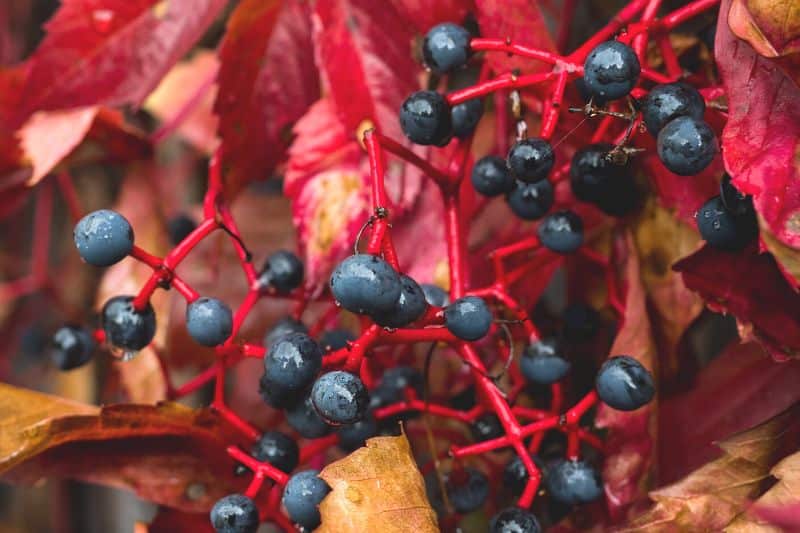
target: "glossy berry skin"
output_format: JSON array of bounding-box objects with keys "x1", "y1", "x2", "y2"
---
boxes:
[
  {"x1": 186, "y1": 297, "x2": 233, "y2": 347},
  {"x1": 422, "y1": 23, "x2": 472, "y2": 74},
  {"x1": 167, "y1": 214, "x2": 197, "y2": 245},
  {"x1": 471, "y1": 155, "x2": 515, "y2": 197},
  {"x1": 504, "y1": 453, "x2": 545, "y2": 496},
  {"x1": 319, "y1": 329, "x2": 355, "y2": 351},
  {"x1": 583, "y1": 41, "x2": 640, "y2": 101},
  {"x1": 263, "y1": 332, "x2": 322, "y2": 392},
  {"x1": 696, "y1": 195, "x2": 757, "y2": 251},
  {"x1": 596, "y1": 355, "x2": 655, "y2": 411},
  {"x1": 546, "y1": 459, "x2": 603, "y2": 505},
  {"x1": 490, "y1": 507, "x2": 542, "y2": 533},
  {"x1": 338, "y1": 411, "x2": 378, "y2": 452},
  {"x1": 283, "y1": 470, "x2": 331, "y2": 530},
  {"x1": 569, "y1": 144, "x2": 639, "y2": 216},
  {"x1": 264, "y1": 317, "x2": 308, "y2": 347},
  {"x1": 538, "y1": 211, "x2": 584, "y2": 254},
  {"x1": 656, "y1": 116, "x2": 718, "y2": 176},
  {"x1": 641, "y1": 82, "x2": 705, "y2": 135},
  {"x1": 258, "y1": 374, "x2": 301, "y2": 410},
  {"x1": 421, "y1": 283, "x2": 449, "y2": 307},
  {"x1": 372, "y1": 366, "x2": 423, "y2": 406},
  {"x1": 73, "y1": 209, "x2": 134, "y2": 267},
  {"x1": 399, "y1": 90, "x2": 453, "y2": 146},
  {"x1": 252, "y1": 431, "x2": 299, "y2": 474},
  {"x1": 285, "y1": 394, "x2": 332, "y2": 438},
  {"x1": 210, "y1": 494, "x2": 259, "y2": 533},
  {"x1": 330, "y1": 254, "x2": 401, "y2": 316},
  {"x1": 311, "y1": 371, "x2": 369, "y2": 425},
  {"x1": 520, "y1": 338, "x2": 571, "y2": 385},
  {"x1": 371, "y1": 275, "x2": 427, "y2": 328},
  {"x1": 52, "y1": 326, "x2": 95, "y2": 370},
  {"x1": 446, "y1": 468, "x2": 489, "y2": 514},
  {"x1": 507, "y1": 138, "x2": 555, "y2": 183},
  {"x1": 444, "y1": 296, "x2": 492, "y2": 341},
  {"x1": 451, "y1": 98, "x2": 483, "y2": 139},
  {"x1": 101, "y1": 296, "x2": 156, "y2": 351},
  {"x1": 258, "y1": 250, "x2": 304, "y2": 294},
  {"x1": 506, "y1": 179, "x2": 554, "y2": 220},
  {"x1": 470, "y1": 413, "x2": 504, "y2": 442}
]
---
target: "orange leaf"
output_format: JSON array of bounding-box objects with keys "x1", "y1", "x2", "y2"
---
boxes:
[
  {"x1": 728, "y1": 0, "x2": 800, "y2": 59},
  {"x1": 728, "y1": 450, "x2": 800, "y2": 530}
]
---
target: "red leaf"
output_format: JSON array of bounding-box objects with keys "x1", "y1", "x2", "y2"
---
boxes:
[{"x1": 388, "y1": 0, "x2": 474, "y2": 34}]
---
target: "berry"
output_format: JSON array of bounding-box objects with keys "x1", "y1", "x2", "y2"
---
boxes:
[
  {"x1": 444, "y1": 296, "x2": 492, "y2": 341},
  {"x1": 210, "y1": 494, "x2": 259, "y2": 533},
  {"x1": 596, "y1": 355, "x2": 655, "y2": 411},
  {"x1": 371, "y1": 366, "x2": 423, "y2": 406},
  {"x1": 330, "y1": 254, "x2": 401, "y2": 316},
  {"x1": 574, "y1": 77, "x2": 607, "y2": 106},
  {"x1": 258, "y1": 250, "x2": 304, "y2": 294},
  {"x1": 720, "y1": 174, "x2": 754, "y2": 216},
  {"x1": 696, "y1": 195, "x2": 757, "y2": 251},
  {"x1": 422, "y1": 23, "x2": 472, "y2": 74},
  {"x1": 251, "y1": 431, "x2": 299, "y2": 474},
  {"x1": 562, "y1": 303, "x2": 600, "y2": 342},
  {"x1": 283, "y1": 470, "x2": 331, "y2": 530},
  {"x1": 264, "y1": 317, "x2": 308, "y2": 347},
  {"x1": 546, "y1": 459, "x2": 603, "y2": 504},
  {"x1": 507, "y1": 138, "x2": 555, "y2": 183},
  {"x1": 520, "y1": 338, "x2": 571, "y2": 385},
  {"x1": 319, "y1": 329, "x2": 356, "y2": 351},
  {"x1": 259, "y1": 374, "x2": 302, "y2": 409},
  {"x1": 506, "y1": 179, "x2": 554, "y2": 220},
  {"x1": 285, "y1": 393, "x2": 332, "y2": 438},
  {"x1": 371, "y1": 274, "x2": 427, "y2": 328},
  {"x1": 451, "y1": 98, "x2": 483, "y2": 139},
  {"x1": 446, "y1": 468, "x2": 489, "y2": 514},
  {"x1": 263, "y1": 332, "x2": 322, "y2": 392},
  {"x1": 471, "y1": 155, "x2": 515, "y2": 197},
  {"x1": 399, "y1": 90, "x2": 453, "y2": 146},
  {"x1": 569, "y1": 143, "x2": 639, "y2": 216},
  {"x1": 186, "y1": 297, "x2": 233, "y2": 347},
  {"x1": 311, "y1": 371, "x2": 369, "y2": 425},
  {"x1": 73, "y1": 209, "x2": 134, "y2": 267},
  {"x1": 583, "y1": 41, "x2": 640, "y2": 101},
  {"x1": 101, "y1": 295, "x2": 156, "y2": 352},
  {"x1": 504, "y1": 453, "x2": 545, "y2": 496},
  {"x1": 470, "y1": 413, "x2": 504, "y2": 442},
  {"x1": 538, "y1": 211, "x2": 584, "y2": 254},
  {"x1": 656, "y1": 116, "x2": 718, "y2": 176},
  {"x1": 421, "y1": 283, "x2": 449, "y2": 307},
  {"x1": 338, "y1": 411, "x2": 378, "y2": 451},
  {"x1": 51, "y1": 326, "x2": 95, "y2": 370},
  {"x1": 167, "y1": 213, "x2": 196, "y2": 245},
  {"x1": 490, "y1": 507, "x2": 542, "y2": 533},
  {"x1": 641, "y1": 82, "x2": 705, "y2": 135}
]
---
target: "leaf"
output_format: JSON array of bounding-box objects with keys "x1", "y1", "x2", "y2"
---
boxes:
[
  {"x1": 317, "y1": 434, "x2": 439, "y2": 532},
  {"x1": 388, "y1": 0, "x2": 474, "y2": 34},
  {"x1": 728, "y1": 0, "x2": 800, "y2": 60}
]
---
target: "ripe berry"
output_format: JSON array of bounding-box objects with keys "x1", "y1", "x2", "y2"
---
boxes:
[
  {"x1": 470, "y1": 413, "x2": 504, "y2": 442},
  {"x1": 446, "y1": 468, "x2": 489, "y2": 514},
  {"x1": 371, "y1": 274, "x2": 427, "y2": 328},
  {"x1": 101, "y1": 295, "x2": 156, "y2": 352},
  {"x1": 311, "y1": 371, "x2": 369, "y2": 425},
  {"x1": 371, "y1": 366, "x2": 423, "y2": 406},
  {"x1": 282, "y1": 470, "x2": 331, "y2": 530},
  {"x1": 471, "y1": 155, "x2": 515, "y2": 197},
  {"x1": 73, "y1": 209, "x2": 134, "y2": 267},
  {"x1": 258, "y1": 250, "x2": 304, "y2": 294},
  {"x1": 507, "y1": 138, "x2": 555, "y2": 183},
  {"x1": 210, "y1": 494, "x2": 259, "y2": 533},
  {"x1": 421, "y1": 283, "x2": 449, "y2": 307},
  {"x1": 596, "y1": 355, "x2": 655, "y2": 411},
  {"x1": 656, "y1": 116, "x2": 718, "y2": 176},
  {"x1": 506, "y1": 179, "x2": 554, "y2": 220},
  {"x1": 330, "y1": 254, "x2": 401, "y2": 316},
  {"x1": 251, "y1": 431, "x2": 299, "y2": 474},
  {"x1": 259, "y1": 374, "x2": 302, "y2": 409},
  {"x1": 263, "y1": 332, "x2": 322, "y2": 392},
  {"x1": 504, "y1": 453, "x2": 545, "y2": 495},
  {"x1": 444, "y1": 296, "x2": 492, "y2": 341},
  {"x1": 338, "y1": 411, "x2": 378, "y2": 451},
  {"x1": 319, "y1": 329, "x2": 355, "y2": 351},
  {"x1": 186, "y1": 297, "x2": 233, "y2": 347},
  {"x1": 641, "y1": 82, "x2": 705, "y2": 135},
  {"x1": 570, "y1": 144, "x2": 639, "y2": 216},
  {"x1": 490, "y1": 507, "x2": 542, "y2": 533},
  {"x1": 451, "y1": 98, "x2": 483, "y2": 139},
  {"x1": 583, "y1": 41, "x2": 640, "y2": 101},
  {"x1": 546, "y1": 459, "x2": 603, "y2": 505},
  {"x1": 167, "y1": 213, "x2": 196, "y2": 245},
  {"x1": 520, "y1": 338, "x2": 571, "y2": 385},
  {"x1": 285, "y1": 393, "x2": 332, "y2": 438},
  {"x1": 264, "y1": 317, "x2": 308, "y2": 347},
  {"x1": 51, "y1": 326, "x2": 95, "y2": 370},
  {"x1": 574, "y1": 77, "x2": 607, "y2": 106},
  {"x1": 696, "y1": 195, "x2": 757, "y2": 251},
  {"x1": 422, "y1": 23, "x2": 472, "y2": 74},
  {"x1": 538, "y1": 211, "x2": 584, "y2": 254},
  {"x1": 399, "y1": 90, "x2": 453, "y2": 146}
]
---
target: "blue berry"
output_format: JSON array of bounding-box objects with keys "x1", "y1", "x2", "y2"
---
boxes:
[
  {"x1": 506, "y1": 179, "x2": 554, "y2": 220},
  {"x1": 696, "y1": 195, "x2": 757, "y2": 251},
  {"x1": 371, "y1": 366, "x2": 423, "y2": 407},
  {"x1": 583, "y1": 41, "x2": 640, "y2": 101},
  {"x1": 472, "y1": 155, "x2": 515, "y2": 197},
  {"x1": 446, "y1": 468, "x2": 489, "y2": 514},
  {"x1": 451, "y1": 98, "x2": 483, "y2": 139},
  {"x1": 507, "y1": 138, "x2": 555, "y2": 183},
  {"x1": 252, "y1": 431, "x2": 299, "y2": 474},
  {"x1": 656, "y1": 116, "x2": 718, "y2": 176},
  {"x1": 470, "y1": 413, "x2": 503, "y2": 442},
  {"x1": 642, "y1": 82, "x2": 705, "y2": 135},
  {"x1": 563, "y1": 303, "x2": 600, "y2": 341},
  {"x1": 596, "y1": 355, "x2": 655, "y2": 411},
  {"x1": 444, "y1": 296, "x2": 492, "y2": 341},
  {"x1": 371, "y1": 275, "x2": 427, "y2": 328},
  {"x1": 574, "y1": 77, "x2": 608, "y2": 106},
  {"x1": 319, "y1": 329, "x2": 356, "y2": 351},
  {"x1": 282, "y1": 470, "x2": 331, "y2": 530},
  {"x1": 569, "y1": 144, "x2": 639, "y2": 216},
  {"x1": 186, "y1": 297, "x2": 233, "y2": 347},
  {"x1": 210, "y1": 494, "x2": 259, "y2": 533},
  {"x1": 258, "y1": 250, "x2": 304, "y2": 294},
  {"x1": 263, "y1": 332, "x2": 322, "y2": 392},
  {"x1": 422, "y1": 23, "x2": 472, "y2": 74},
  {"x1": 259, "y1": 374, "x2": 302, "y2": 409},
  {"x1": 399, "y1": 91, "x2": 453, "y2": 146},
  {"x1": 421, "y1": 283, "x2": 449, "y2": 307},
  {"x1": 546, "y1": 459, "x2": 603, "y2": 504},
  {"x1": 538, "y1": 211, "x2": 584, "y2": 254},
  {"x1": 167, "y1": 213, "x2": 196, "y2": 245},
  {"x1": 330, "y1": 254, "x2": 401, "y2": 316},
  {"x1": 285, "y1": 393, "x2": 332, "y2": 438},
  {"x1": 311, "y1": 371, "x2": 369, "y2": 425},
  {"x1": 520, "y1": 338, "x2": 570, "y2": 385},
  {"x1": 504, "y1": 453, "x2": 545, "y2": 496},
  {"x1": 264, "y1": 317, "x2": 308, "y2": 347},
  {"x1": 490, "y1": 507, "x2": 542, "y2": 533},
  {"x1": 101, "y1": 295, "x2": 156, "y2": 352},
  {"x1": 73, "y1": 209, "x2": 134, "y2": 267},
  {"x1": 51, "y1": 326, "x2": 95, "y2": 370},
  {"x1": 338, "y1": 411, "x2": 378, "y2": 451}
]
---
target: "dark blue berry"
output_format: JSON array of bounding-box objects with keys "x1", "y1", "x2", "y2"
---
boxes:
[
  {"x1": 283, "y1": 470, "x2": 331, "y2": 530},
  {"x1": 451, "y1": 98, "x2": 483, "y2": 139},
  {"x1": 285, "y1": 393, "x2": 332, "y2": 438},
  {"x1": 259, "y1": 374, "x2": 302, "y2": 409},
  {"x1": 446, "y1": 468, "x2": 489, "y2": 514},
  {"x1": 263, "y1": 332, "x2": 322, "y2": 391},
  {"x1": 470, "y1": 413, "x2": 503, "y2": 442},
  {"x1": 546, "y1": 459, "x2": 603, "y2": 504},
  {"x1": 504, "y1": 453, "x2": 545, "y2": 496},
  {"x1": 101, "y1": 295, "x2": 156, "y2": 352},
  {"x1": 258, "y1": 250, "x2": 304, "y2": 294},
  {"x1": 538, "y1": 211, "x2": 584, "y2": 254},
  {"x1": 264, "y1": 317, "x2": 308, "y2": 347},
  {"x1": 696, "y1": 195, "x2": 757, "y2": 251},
  {"x1": 371, "y1": 274, "x2": 427, "y2": 328},
  {"x1": 490, "y1": 507, "x2": 542, "y2": 533},
  {"x1": 656, "y1": 116, "x2": 718, "y2": 176},
  {"x1": 338, "y1": 411, "x2": 378, "y2": 451},
  {"x1": 574, "y1": 77, "x2": 607, "y2": 106},
  {"x1": 472, "y1": 155, "x2": 515, "y2": 197},
  {"x1": 186, "y1": 297, "x2": 233, "y2": 347},
  {"x1": 444, "y1": 296, "x2": 492, "y2": 341},
  {"x1": 563, "y1": 303, "x2": 600, "y2": 341},
  {"x1": 421, "y1": 283, "x2": 449, "y2": 307},
  {"x1": 52, "y1": 326, "x2": 95, "y2": 370},
  {"x1": 371, "y1": 366, "x2": 423, "y2": 407},
  {"x1": 506, "y1": 179, "x2": 555, "y2": 220},
  {"x1": 569, "y1": 143, "x2": 639, "y2": 216},
  {"x1": 422, "y1": 23, "x2": 472, "y2": 74},
  {"x1": 399, "y1": 91, "x2": 453, "y2": 146},
  {"x1": 520, "y1": 338, "x2": 570, "y2": 385},
  {"x1": 330, "y1": 254, "x2": 401, "y2": 315},
  {"x1": 596, "y1": 355, "x2": 655, "y2": 411},
  {"x1": 642, "y1": 82, "x2": 705, "y2": 135},
  {"x1": 210, "y1": 494, "x2": 259, "y2": 533},
  {"x1": 167, "y1": 213, "x2": 196, "y2": 245},
  {"x1": 319, "y1": 329, "x2": 356, "y2": 351},
  {"x1": 311, "y1": 371, "x2": 369, "y2": 425},
  {"x1": 73, "y1": 209, "x2": 134, "y2": 267},
  {"x1": 507, "y1": 138, "x2": 555, "y2": 183},
  {"x1": 251, "y1": 431, "x2": 299, "y2": 474},
  {"x1": 583, "y1": 41, "x2": 640, "y2": 101}
]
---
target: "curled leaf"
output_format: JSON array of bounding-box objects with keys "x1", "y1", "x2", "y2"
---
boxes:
[
  {"x1": 728, "y1": 450, "x2": 800, "y2": 531},
  {"x1": 728, "y1": 0, "x2": 800, "y2": 60}
]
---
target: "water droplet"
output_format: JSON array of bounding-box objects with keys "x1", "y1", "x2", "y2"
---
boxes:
[
  {"x1": 712, "y1": 220, "x2": 721, "y2": 230},
  {"x1": 91, "y1": 9, "x2": 115, "y2": 33}
]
